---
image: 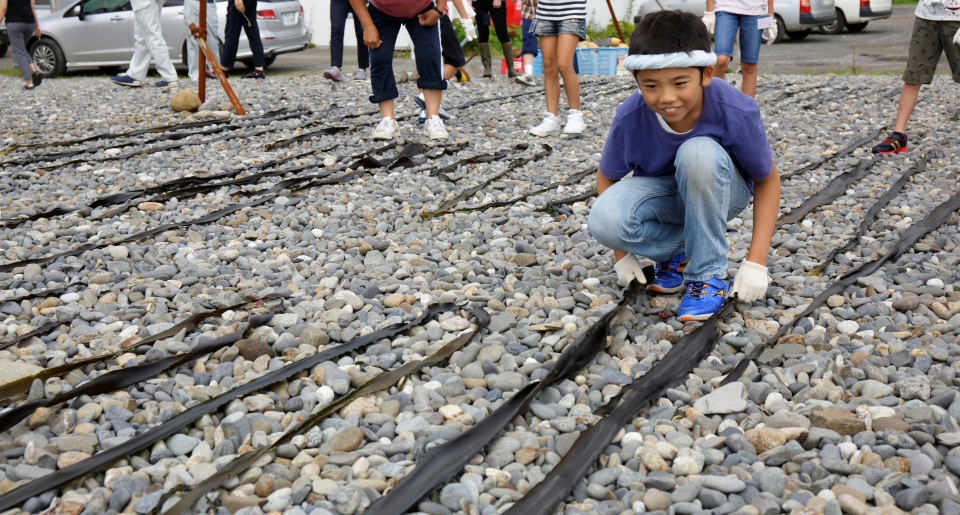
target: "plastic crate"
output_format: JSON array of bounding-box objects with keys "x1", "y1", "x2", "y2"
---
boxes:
[{"x1": 575, "y1": 47, "x2": 628, "y2": 75}]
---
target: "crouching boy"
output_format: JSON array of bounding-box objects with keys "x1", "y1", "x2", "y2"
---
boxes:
[{"x1": 588, "y1": 10, "x2": 781, "y2": 321}]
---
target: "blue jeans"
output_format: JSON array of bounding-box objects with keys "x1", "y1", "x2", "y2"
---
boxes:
[
  {"x1": 714, "y1": 11, "x2": 765, "y2": 64},
  {"x1": 521, "y1": 18, "x2": 538, "y2": 57},
  {"x1": 589, "y1": 137, "x2": 752, "y2": 282}
]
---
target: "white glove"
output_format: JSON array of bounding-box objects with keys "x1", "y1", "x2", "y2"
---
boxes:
[
  {"x1": 702, "y1": 11, "x2": 715, "y2": 34},
  {"x1": 614, "y1": 254, "x2": 648, "y2": 285},
  {"x1": 730, "y1": 261, "x2": 769, "y2": 303},
  {"x1": 462, "y1": 19, "x2": 478, "y2": 41},
  {"x1": 764, "y1": 21, "x2": 778, "y2": 45},
  {"x1": 954, "y1": 27, "x2": 960, "y2": 46}
]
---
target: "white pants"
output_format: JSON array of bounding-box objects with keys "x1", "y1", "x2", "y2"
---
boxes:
[
  {"x1": 185, "y1": 0, "x2": 220, "y2": 80},
  {"x1": 126, "y1": 0, "x2": 178, "y2": 82}
]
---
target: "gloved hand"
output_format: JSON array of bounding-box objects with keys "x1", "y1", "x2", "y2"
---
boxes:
[
  {"x1": 702, "y1": 11, "x2": 715, "y2": 34},
  {"x1": 462, "y1": 18, "x2": 478, "y2": 41},
  {"x1": 954, "y1": 27, "x2": 960, "y2": 46},
  {"x1": 764, "y1": 20, "x2": 778, "y2": 45},
  {"x1": 730, "y1": 261, "x2": 769, "y2": 303},
  {"x1": 614, "y1": 254, "x2": 648, "y2": 286}
]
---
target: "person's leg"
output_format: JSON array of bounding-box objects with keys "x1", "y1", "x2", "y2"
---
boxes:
[
  {"x1": 894, "y1": 84, "x2": 921, "y2": 133},
  {"x1": 475, "y1": 0, "x2": 491, "y2": 44},
  {"x1": 7, "y1": 24, "x2": 33, "y2": 84},
  {"x1": 489, "y1": 3, "x2": 510, "y2": 44},
  {"x1": 140, "y1": 0, "x2": 178, "y2": 82},
  {"x1": 351, "y1": 3, "x2": 369, "y2": 70},
  {"x1": 329, "y1": 0, "x2": 347, "y2": 68},
  {"x1": 439, "y1": 15, "x2": 464, "y2": 80},
  {"x1": 185, "y1": 0, "x2": 200, "y2": 80},
  {"x1": 205, "y1": 0, "x2": 220, "y2": 72},
  {"x1": 712, "y1": 11, "x2": 737, "y2": 82},
  {"x1": 540, "y1": 35, "x2": 559, "y2": 114},
  {"x1": 588, "y1": 175, "x2": 687, "y2": 263},
  {"x1": 521, "y1": 18, "x2": 537, "y2": 74},
  {"x1": 406, "y1": 13, "x2": 445, "y2": 118},
  {"x1": 221, "y1": 2, "x2": 241, "y2": 70},
  {"x1": 126, "y1": 9, "x2": 152, "y2": 80},
  {"x1": 737, "y1": 15, "x2": 762, "y2": 97},
  {"x1": 673, "y1": 137, "x2": 750, "y2": 282},
  {"x1": 242, "y1": 0, "x2": 265, "y2": 70},
  {"x1": 556, "y1": 32, "x2": 581, "y2": 111},
  {"x1": 367, "y1": 6, "x2": 402, "y2": 117}
]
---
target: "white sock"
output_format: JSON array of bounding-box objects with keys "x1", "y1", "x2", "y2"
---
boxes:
[{"x1": 524, "y1": 64, "x2": 533, "y2": 75}]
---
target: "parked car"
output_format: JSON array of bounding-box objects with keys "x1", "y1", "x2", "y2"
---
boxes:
[
  {"x1": 632, "y1": 0, "x2": 836, "y2": 43},
  {"x1": 819, "y1": 0, "x2": 891, "y2": 33},
  {"x1": 24, "y1": 0, "x2": 308, "y2": 77}
]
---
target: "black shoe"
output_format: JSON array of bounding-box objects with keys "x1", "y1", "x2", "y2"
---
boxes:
[
  {"x1": 31, "y1": 70, "x2": 42, "y2": 87},
  {"x1": 242, "y1": 70, "x2": 265, "y2": 79},
  {"x1": 871, "y1": 132, "x2": 907, "y2": 154}
]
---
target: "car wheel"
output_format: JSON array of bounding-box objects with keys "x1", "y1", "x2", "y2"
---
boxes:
[
  {"x1": 820, "y1": 8, "x2": 846, "y2": 34},
  {"x1": 846, "y1": 22, "x2": 868, "y2": 32},
  {"x1": 30, "y1": 39, "x2": 66, "y2": 78},
  {"x1": 0, "y1": 45, "x2": 7, "y2": 58},
  {"x1": 242, "y1": 55, "x2": 276, "y2": 69},
  {"x1": 786, "y1": 29, "x2": 811, "y2": 40}
]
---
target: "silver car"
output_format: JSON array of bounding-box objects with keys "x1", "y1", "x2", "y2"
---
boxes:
[
  {"x1": 632, "y1": 0, "x2": 836, "y2": 43},
  {"x1": 25, "y1": 0, "x2": 308, "y2": 77}
]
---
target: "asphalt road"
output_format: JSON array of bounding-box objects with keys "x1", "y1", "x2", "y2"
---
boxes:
[{"x1": 0, "y1": 6, "x2": 945, "y2": 78}]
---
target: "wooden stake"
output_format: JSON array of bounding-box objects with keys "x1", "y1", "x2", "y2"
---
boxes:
[
  {"x1": 189, "y1": 23, "x2": 246, "y2": 115},
  {"x1": 605, "y1": 0, "x2": 626, "y2": 43}
]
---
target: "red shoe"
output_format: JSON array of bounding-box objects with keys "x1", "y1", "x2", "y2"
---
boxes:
[{"x1": 871, "y1": 132, "x2": 907, "y2": 154}]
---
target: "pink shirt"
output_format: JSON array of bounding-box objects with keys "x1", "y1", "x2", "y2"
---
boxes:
[{"x1": 370, "y1": 0, "x2": 433, "y2": 18}]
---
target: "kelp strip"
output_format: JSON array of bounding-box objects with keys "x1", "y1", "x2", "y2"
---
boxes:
[
  {"x1": 779, "y1": 130, "x2": 880, "y2": 180},
  {"x1": 720, "y1": 179, "x2": 960, "y2": 385},
  {"x1": 163, "y1": 306, "x2": 490, "y2": 515},
  {"x1": 808, "y1": 149, "x2": 934, "y2": 275},
  {"x1": 363, "y1": 273, "x2": 653, "y2": 515},
  {"x1": 442, "y1": 168, "x2": 594, "y2": 214},
  {"x1": 4, "y1": 279, "x2": 81, "y2": 303},
  {"x1": 538, "y1": 189, "x2": 598, "y2": 216},
  {"x1": 0, "y1": 303, "x2": 457, "y2": 512},
  {"x1": 422, "y1": 146, "x2": 553, "y2": 219},
  {"x1": 777, "y1": 157, "x2": 878, "y2": 227},
  {"x1": 0, "y1": 300, "x2": 287, "y2": 433},
  {"x1": 0, "y1": 315, "x2": 76, "y2": 351},
  {"x1": 431, "y1": 145, "x2": 526, "y2": 183},
  {"x1": 506, "y1": 299, "x2": 733, "y2": 515},
  {"x1": 0, "y1": 293, "x2": 288, "y2": 401}
]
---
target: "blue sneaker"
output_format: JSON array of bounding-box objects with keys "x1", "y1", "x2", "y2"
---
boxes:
[
  {"x1": 677, "y1": 278, "x2": 727, "y2": 322},
  {"x1": 110, "y1": 74, "x2": 142, "y2": 87},
  {"x1": 155, "y1": 80, "x2": 179, "y2": 89},
  {"x1": 649, "y1": 253, "x2": 688, "y2": 294}
]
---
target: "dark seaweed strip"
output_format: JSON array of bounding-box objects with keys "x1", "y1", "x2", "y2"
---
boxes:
[
  {"x1": 450, "y1": 168, "x2": 595, "y2": 214},
  {"x1": 0, "y1": 300, "x2": 286, "y2": 433},
  {"x1": 431, "y1": 146, "x2": 525, "y2": 183},
  {"x1": 0, "y1": 315, "x2": 76, "y2": 351},
  {"x1": 808, "y1": 150, "x2": 934, "y2": 275},
  {"x1": 506, "y1": 300, "x2": 732, "y2": 515},
  {"x1": 777, "y1": 157, "x2": 878, "y2": 228},
  {"x1": 765, "y1": 82, "x2": 831, "y2": 102},
  {"x1": 4, "y1": 279, "x2": 81, "y2": 302},
  {"x1": 0, "y1": 293, "x2": 288, "y2": 401},
  {"x1": 164, "y1": 306, "x2": 489, "y2": 515},
  {"x1": 422, "y1": 146, "x2": 553, "y2": 219},
  {"x1": 363, "y1": 273, "x2": 653, "y2": 515},
  {"x1": 538, "y1": 188, "x2": 598, "y2": 216},
  {"x1": 780, "y1": 130, "x2": 881, "y2": 180},
  {"x1": 0, "y1": 303, "x2": 457, "y2": 513},
  {"x1": 721, "y1": 183, "x2": 960, "y2": 386}
]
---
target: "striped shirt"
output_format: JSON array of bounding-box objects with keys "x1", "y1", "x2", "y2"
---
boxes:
[{"x1": 536, "y1": 0, "x2": 587, "y2": 21}]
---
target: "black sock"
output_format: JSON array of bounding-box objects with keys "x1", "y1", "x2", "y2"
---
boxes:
[{"x1": 893, "y1": 131, "x2": 906, "y2": 139}]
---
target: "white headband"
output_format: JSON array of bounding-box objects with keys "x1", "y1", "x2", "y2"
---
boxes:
[{"x1": 623, "y1": 50, "x2": 718, "y2": 71}]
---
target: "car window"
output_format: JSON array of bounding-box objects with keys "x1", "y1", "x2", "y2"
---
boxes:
[
  {"x1": 81, "y1": 0, "x2": 131, "y2": 14},
  {"x1": 164, "y1": 0, "x2": 184, "y2": 6}
]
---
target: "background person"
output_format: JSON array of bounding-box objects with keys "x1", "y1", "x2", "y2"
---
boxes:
[
  {"x1": 324, "y1": 0, "x2": 368, "y2": 82},
  {"x1": 0, "y1": 0, "x2": 43, "y2": 90},
  {"x1": 184, "y1": 0, "x2": 219, "y2": 81},
  {"x1": 515, "y1": 0, "x2": 537, "y2": 86},
  {"x1": 110, "y1": 0, "x2": 179, "y2": 88},
  {"x1": 475, "y1": 0, "x2": 520, "y2": 78},
  {"x1": 702, "y1": 0, "x2": 777, "y2": 97},
  {"x1": 528, "y1": 0, "x2": 586, "y2": 136},
  {"x1": 221, "y1": 0, "x2": 267, "y2": 79},
  {"x1": 416, "y1": 0, "x2": 475, "y2": 123},
  {"x1": 871, "y1": 0, "x2": 960, "y2": 154}
]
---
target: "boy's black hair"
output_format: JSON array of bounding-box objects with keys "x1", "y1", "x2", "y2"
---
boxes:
[{"x1": 628, "y1": 10, "x2": 712, "y2": 56}]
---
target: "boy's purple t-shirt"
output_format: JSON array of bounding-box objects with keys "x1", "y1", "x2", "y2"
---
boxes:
[
  {"x1": 600, "y1": 79, "x2": 773, "y2": 188},
  {"x1": 369, "y1": 0, "x2": 432, "y2": 18}
]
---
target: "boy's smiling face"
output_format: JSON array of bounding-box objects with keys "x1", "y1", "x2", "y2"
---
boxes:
[{"x1": 635, "y1": 65, "x2": 715, "y2": 133}]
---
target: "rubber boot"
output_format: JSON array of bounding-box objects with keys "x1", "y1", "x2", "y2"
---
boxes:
[
  {"x1": 479, "y1": 43, "x2": 492, "y2": 78},
  {"x1": 501, "y1": 42, "x2": 521, "y2": 77}
]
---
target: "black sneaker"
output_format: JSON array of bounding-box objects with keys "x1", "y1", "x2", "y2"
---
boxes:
[
  {"x1": 31, "y1": 70, "x2": 42, "y2": 87},
  {"x1": 871, "y1": 132, "x2": 907, "y2": 154},
  {"x1": 242, "y1": 70, "x2": 265, "y2": 79}
]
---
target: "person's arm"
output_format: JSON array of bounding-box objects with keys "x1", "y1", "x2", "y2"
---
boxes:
[
  {"x1": 767, "y1": 0, "x2": 773, "y2": 15},
  {"x1": 746, "y1": 163, "x2": 780, "y2": 265},
  {"x1": 0, "y1": 0, "x2": 8, "y2": 25},
  {"x1": 348, "y1": 0, "x2": 380, "y2": 48},
  {"x1": 32, "y1": 0, "x2": 41, "y2": 37},
  {"x1": 596, "y1": 169, "x2": 627, "y2": 262},
  {"x1": 419, "y1": 0, "x2": 446, "y2": 25},
  {"x1": 706, "y1": 0, "x2": 713, "y2": 10},
  {"x1": 450, "y1": 0, "x2": 468, "y2": 18}
]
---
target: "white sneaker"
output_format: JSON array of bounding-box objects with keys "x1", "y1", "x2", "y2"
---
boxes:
[
  {"x1": 529, "y1": 112, "x2": 562, "y2": 137},
  {"x1": 424, "y1": 116, "x2": 449, "y2": 140},
  {"x1": 563, "y1": 109, "x2": 586, "y2": 134},
  {"x1": 372, "y1": 117, "x2": 399, "y2": 140}
]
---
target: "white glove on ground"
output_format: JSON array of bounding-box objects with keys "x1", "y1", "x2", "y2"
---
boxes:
[
  {"x1": 730, "y1": 261, "x2": 769, "y2": 303},
  {"x1": 702, "y1": 11, "x2": 716, "y2": 34},
  {"x1": 615, "y1": 254, "x2": 648, "y2": 285},
  {"x1": 954, "y1": 27, "x2": 960, "y2": 46},
  {"x1": 462, "y1": 19, "x2": 478, "y2": 41},
  {"x1": 764, "y1": 21, "x2": 778, "y2": 45}
]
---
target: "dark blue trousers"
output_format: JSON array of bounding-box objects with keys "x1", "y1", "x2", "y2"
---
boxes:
[
  {"x1": 222, "y1": 0, "x2": 265, "y2": 69},
  {"x1": 330, "y1": 0, "x2": 368, "y2": 69},
  {"x1": 367, "y1": 3, "x2": 446, "y2": 104}
]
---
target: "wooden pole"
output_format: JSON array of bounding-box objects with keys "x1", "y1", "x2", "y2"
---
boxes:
[
  {"x1": 605, "y1": 0, "x2": 626, "y2": 43},
  {"x1": 190, "y1": 23, "x2": 246, "y2": 115},
  {"x1": 198, "y1": 0, "x2": 206, "y2": 101}
]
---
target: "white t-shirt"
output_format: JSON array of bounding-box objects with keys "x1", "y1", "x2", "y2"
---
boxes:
[
  {"x1": 716, "y1": 0, "x2": 768, "y2": 17},
  {"x1": 915, "y1": 0, "x2": 960, "y2": 20}
]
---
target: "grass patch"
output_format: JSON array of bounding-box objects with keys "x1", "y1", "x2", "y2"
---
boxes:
[
  {"x1": 890, "y1": 0, "x2": 917, "y2": 5},
  {"x1": 0, "y1": 69, "x2": 24, "y2": 77}
]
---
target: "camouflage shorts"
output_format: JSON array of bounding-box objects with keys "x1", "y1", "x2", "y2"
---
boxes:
[{"x1": 903, "y1": 17, "x2": 960, "y2": 84}]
